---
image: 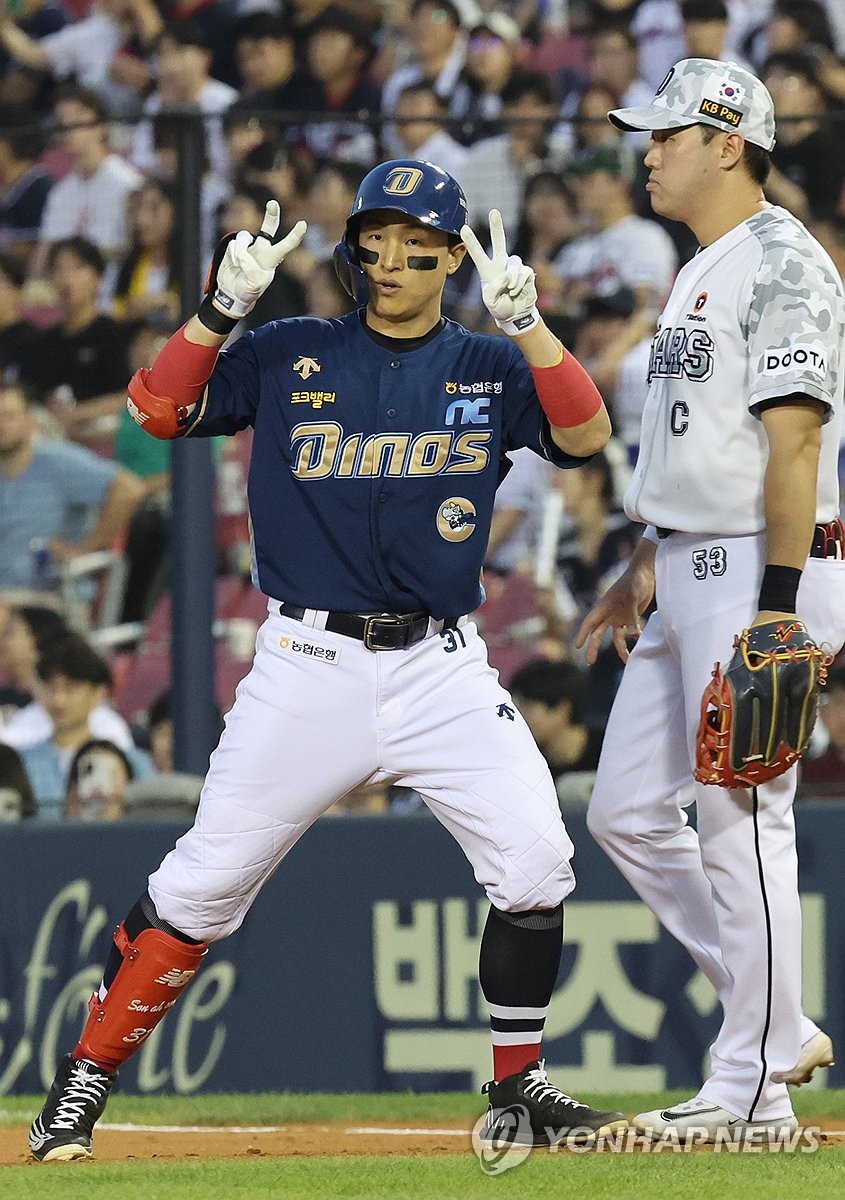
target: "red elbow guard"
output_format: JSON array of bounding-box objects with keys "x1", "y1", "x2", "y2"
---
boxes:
[
  {"x1": 127, "y1": 368, "x2": 196, "y2": 439},
  {"x1": 127, "y1": 322, "x2": 224, "y2": 438},
  {"x1": 530, "y1": 351, "x2": 603, "y2": 429}
]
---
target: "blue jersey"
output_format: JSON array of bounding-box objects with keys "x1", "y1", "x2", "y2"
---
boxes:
[{"x1": 189, "y1": 310, "x2": 585, "y2": 617}]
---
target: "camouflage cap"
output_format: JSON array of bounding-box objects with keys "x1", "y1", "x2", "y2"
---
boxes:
[{"x1": 608, "y1": 57, "x2": 776, "y2": 150}]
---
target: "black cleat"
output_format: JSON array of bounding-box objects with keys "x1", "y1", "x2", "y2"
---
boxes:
[
  {"x1": 29, "y1": 1055, "x2": 116, "y2": 1162},
  {"x1": 480, "y1": 1059, "x2": 628, "y2": 1147}
]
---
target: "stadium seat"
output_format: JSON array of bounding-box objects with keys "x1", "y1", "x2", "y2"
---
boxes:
[
  {"x1": 111, "y1": 579, "x2": 269, "y2": 723},
  {"x1": 475, "y1": 571, "x2": 548, "y2": 687},
  {"x1": 215, "y1": 429, "x2": 253, "y2": 574},
  {"x1": 123, "y1": 772, "x2": 203, "y2": 821}
]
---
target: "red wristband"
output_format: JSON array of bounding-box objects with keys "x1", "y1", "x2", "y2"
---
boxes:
[
  {"x1": 529, "y1": 351, "x2": 603, "y2": 429},
  {"x1": 147, "y1": 323, "x2": 223, "y2": 408}
]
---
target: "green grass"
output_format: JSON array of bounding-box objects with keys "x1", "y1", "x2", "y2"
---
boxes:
[
  {"x1": 1, "y1": 1153, "x2": 843, "y2": 1200},
  {"x1": 1, "y1": 1088, "x2": 843, "y2": 1124},
  {"x1": 0, "y1": 1091, "x2": 842, "y2": 1200}
]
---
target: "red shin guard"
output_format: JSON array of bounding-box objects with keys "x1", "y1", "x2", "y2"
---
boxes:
[{"x1": 75, "y1": 922, "x2": 208, "y2": 1071}]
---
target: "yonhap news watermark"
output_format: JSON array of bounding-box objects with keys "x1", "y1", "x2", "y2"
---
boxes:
[{"x1": 470, "y1": 1108, "x2": 823, "y2": 1176}]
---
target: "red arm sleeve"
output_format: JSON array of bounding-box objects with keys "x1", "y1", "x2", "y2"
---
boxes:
[
  {"x1": 529, "y1": 350, "x2": 603, "y2": 429},
  {"x1": 126, "y1": 324, "x2": 224, "y2": 440}
]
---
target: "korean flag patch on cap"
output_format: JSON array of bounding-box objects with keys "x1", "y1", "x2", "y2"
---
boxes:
[{"x1": 718, "y1": 79, "x2": 745, "y2": 105}]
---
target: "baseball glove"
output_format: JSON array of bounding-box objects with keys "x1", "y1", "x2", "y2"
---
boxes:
[{"x1": 694, "y1": 618, "x2": 831, "y2": 788}]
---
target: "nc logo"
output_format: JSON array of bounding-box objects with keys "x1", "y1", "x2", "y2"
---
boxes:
[
  {"x1": 383, "y1": 167, "x2": 424, "y2": 196},
  {"x1": 445, "y1": 397, "x2": 490, "y2": 426}
]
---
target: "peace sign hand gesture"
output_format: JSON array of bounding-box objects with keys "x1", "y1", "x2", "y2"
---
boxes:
[
  {"x1": 208, "y1": 201, "x2": 308, "y2": 321},
  {"x1": 460, "y1": 209, "x2": 540, "y2": 336}
]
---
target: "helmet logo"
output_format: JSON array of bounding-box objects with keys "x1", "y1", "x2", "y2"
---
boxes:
[{"x1": 383, "y1": 167, "x2": 424, "y2": 196}]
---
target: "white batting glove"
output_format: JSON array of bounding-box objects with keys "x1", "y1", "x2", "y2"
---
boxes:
[
  {"x1": 209, "y1": 201, "x2": 308, "y2": 319},
  {"x1": 461, "y1": 209, "x2": 540, "y2": 336}
]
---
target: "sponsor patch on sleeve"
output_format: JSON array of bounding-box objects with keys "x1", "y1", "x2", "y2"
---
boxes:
[{"x1": 763, "y1": 344, "x2": 828, "y2": 376}]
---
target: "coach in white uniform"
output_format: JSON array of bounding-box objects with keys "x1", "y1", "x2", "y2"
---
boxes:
[{"x1": 579, "y1": 59, "x2": 845, "y2": 1140}]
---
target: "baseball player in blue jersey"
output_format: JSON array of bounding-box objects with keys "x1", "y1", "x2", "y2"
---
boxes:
[{"x1": 29, "y1": 160, "x2": 626, "y2": 1162}]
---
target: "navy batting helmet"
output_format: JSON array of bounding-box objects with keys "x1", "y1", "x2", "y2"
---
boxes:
[{"x1": 333, "y1": 159, "x2": 468, "y2": 302}]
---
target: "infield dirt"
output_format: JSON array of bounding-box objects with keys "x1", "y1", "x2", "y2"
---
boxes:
[{"x1": 1, "y1": 1120, "x2": 844, "y2": 1167}]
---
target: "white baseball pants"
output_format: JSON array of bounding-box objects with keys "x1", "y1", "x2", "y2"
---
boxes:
[
  {"x1": 588, "y1": 531, "x2": 845, "y2": 1120},
  {"x1": 148, "y1": 606, "x2": 574, "y2": 941}
]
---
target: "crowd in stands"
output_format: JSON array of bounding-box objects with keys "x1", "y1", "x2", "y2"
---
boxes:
[{"x1": 0, "y1": 0, "x2": 844, "y2": 819}]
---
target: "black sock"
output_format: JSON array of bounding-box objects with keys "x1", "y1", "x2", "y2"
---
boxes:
[
  {"x1": 479, "y1": 904, "x2": 564, "y2": 1079},
  {"x1": 480, "y1": 903, "x2": 564, "y2": 1005}
]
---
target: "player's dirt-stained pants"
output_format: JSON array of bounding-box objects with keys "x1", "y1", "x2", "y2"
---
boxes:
[
  {"x1": 148, "y1": 606, "x2": 574, "y2": 941},
  {"x1": 588, "y1": 531, "x2": 845, "y2": 1122}
]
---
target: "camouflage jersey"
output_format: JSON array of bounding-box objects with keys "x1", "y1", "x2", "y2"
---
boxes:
[{"x1": 624, "y1": 205, "x2": 844, "y2": 534}]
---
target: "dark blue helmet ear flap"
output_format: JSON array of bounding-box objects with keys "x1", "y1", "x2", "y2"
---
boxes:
[{"x1": 332, "y1": 237, "x2": 369, "y2": 304}]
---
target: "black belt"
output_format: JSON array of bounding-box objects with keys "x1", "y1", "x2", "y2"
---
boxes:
[
  {"x1": 278, "y1": 602, "x2": 458, "y2": 651},
  {"x1": 655, "y1": 519, "x2": 845, "y2": 558}
]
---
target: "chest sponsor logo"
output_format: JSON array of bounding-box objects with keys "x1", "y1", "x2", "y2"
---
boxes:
[
  {"x1": 293, "y1": 356, "x2": 321, "y2": 380},
  {"x1": 443, "y1": 382, "x2": 501, "y2": 426},
  {"x1": 648, "y1": 325, "x2": 715, "y2": 382},
  {"x1": 279, "y1": 635, "x2": 340, "y2": 662},
  {"x1": 292, "y1": 390, "x2": 336, "y2": 409},
  {"x1": 699, "y1": 97, "x2": 742, "y2": 127},
  {"x1": 437, "y1": 497, "x2": 477, "y2": 542},
  {"x1": 445, "y1": 381, "x2": 503, "y2": 395},
  {"x1": 290, "y1": 422, "x2": 491, "y2": 479},
  {"x1": 764, "y1": 344, "x2": 827, "y2": 376}
]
